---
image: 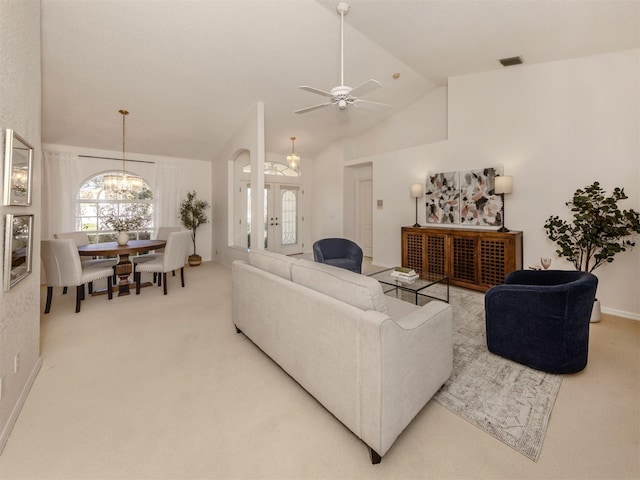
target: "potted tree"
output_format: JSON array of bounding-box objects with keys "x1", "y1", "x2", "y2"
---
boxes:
[
  {"x1": 544, "y1": 181, "x2": 640, "y2": 321},
  {"x1": 179, "y1": 190, "x2": 211, "y2": 266}
]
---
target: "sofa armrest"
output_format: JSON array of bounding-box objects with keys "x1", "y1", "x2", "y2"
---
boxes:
[{"x1": 359, "y1": 301, "x2": 453, "y2": 457}]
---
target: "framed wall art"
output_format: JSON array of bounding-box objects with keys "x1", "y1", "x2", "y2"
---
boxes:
[
  {"x1": 459, "y1": 167, "x2": 502, "y2": 226},
  {"x1": 425, "y1": 166, "x2": 503, "y2": 226},
  {"x1": 4, "y1": 214, "x2": 34, "y2": 291},
  {"x1": 3, "y1": 129, "x2": 34, "y2": 206},
  {"x1": 425, "y1": 171, "x2": 459, "y2": 224}
]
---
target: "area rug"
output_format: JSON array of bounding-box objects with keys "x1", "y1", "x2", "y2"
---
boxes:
[{"x1": 404, "y1": 286, "x2": 563, "y2": 462}]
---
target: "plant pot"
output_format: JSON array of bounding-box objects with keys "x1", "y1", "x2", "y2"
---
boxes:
[
  {"x1": 188, "y1": 254, "x2": 202, "y2": 266},
  {"x1": 116, "y1": 231, "x2": 129, "y2": 246},
  {"x1": 590, "y1": 298, "x2": 601, "y2": 323}
]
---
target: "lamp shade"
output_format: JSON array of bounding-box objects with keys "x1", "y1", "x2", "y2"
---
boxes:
[
  {"x1": 494, "y1": 175, "x2": 513, "y2": 195},
  {"x1": 410, "y1": 183, "x2": 424, "y2": 198}
]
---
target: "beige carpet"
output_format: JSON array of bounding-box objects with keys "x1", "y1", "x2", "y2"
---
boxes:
[{"x1": 0, "y1": 261, "x2": 638, "y2": 479}]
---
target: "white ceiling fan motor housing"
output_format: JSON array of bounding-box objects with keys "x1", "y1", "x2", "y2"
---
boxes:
[{"x1": 336, "y1": 3, "x2": 350, "y2": 16}]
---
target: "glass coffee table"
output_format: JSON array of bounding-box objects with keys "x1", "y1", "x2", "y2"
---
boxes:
[{"x1": 368, "y1": 268, "x2": 449, "y2": 305}]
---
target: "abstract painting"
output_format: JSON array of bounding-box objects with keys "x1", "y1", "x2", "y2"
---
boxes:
[
  {"x1": 424, "y1": 166, "x2": 504, "y2": 226},
  {"x1": 459, "y1": 167, "x2": 502, "y2": 226},
  {"x1": 425, "y1": 171, "x2": 459, "y2": 224}
]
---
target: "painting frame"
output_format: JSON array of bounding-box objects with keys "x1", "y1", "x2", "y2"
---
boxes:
[
  {"x1": 3, "y1": 129, "x2": 34, "y2": 206},
  {"x1": 4, "y1": 214, "x2": 34, "y2": 291}
]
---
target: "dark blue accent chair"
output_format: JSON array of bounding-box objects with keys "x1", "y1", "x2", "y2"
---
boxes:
[
  {"x1": 485, "y1": 270, "x2": 598, "y2": 374},
  {"x1": 313, "y1": 238, "x2": 363, "y2": 274}
]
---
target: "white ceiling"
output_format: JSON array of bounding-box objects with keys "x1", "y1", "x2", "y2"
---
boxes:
[{"x1": 40, "y1": 0, "x2": 639, "y2": 161}]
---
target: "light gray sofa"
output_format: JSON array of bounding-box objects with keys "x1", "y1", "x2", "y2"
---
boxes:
[{"x1": 231, "y1": 249, "x2": 453, "y2": 463}]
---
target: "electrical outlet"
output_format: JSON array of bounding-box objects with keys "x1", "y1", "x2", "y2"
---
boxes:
[{"x1": 14, "y1": 353, "x2": 19, "y2": 374}]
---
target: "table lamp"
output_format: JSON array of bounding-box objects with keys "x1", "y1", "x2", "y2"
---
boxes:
[
  {"x1": 494, "y1": 175, "x2": 513, "y2": 232},
  {"x1": 410, "y1": 183, "x2": 424, "y2": 227}
]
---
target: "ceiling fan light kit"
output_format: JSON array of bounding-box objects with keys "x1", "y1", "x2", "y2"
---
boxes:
[{"x1": 295, "y1": 2, "x2": 391, "y2": 114}]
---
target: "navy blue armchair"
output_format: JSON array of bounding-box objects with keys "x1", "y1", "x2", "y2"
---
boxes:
[
  {"x1": 313, "y1": 238, "x2": 363, "y2": 274},
  {"x1": 485, "y1": 270, "x2": 598, "y2": 374}
]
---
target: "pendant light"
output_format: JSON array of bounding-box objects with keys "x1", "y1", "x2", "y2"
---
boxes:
[
  {"x1": 104, "y1": 109, "x2": 143, "y2": 196},
  {"x1": 286, "y1": 136, "x2": 300, "y2": 171}
]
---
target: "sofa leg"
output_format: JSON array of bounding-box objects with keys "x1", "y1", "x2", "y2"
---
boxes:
[
  {"x1": 235, "y1": 325, "x2": 242, "y2": 334},
  {"x1": 369, "y1": 447, "x2": 381, "y2": 464}
]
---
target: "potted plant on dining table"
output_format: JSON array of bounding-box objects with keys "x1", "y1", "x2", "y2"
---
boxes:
[{"x1": 103, "y1": 214, "x2": 144, "y2": 246}]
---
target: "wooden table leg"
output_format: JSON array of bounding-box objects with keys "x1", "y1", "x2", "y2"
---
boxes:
[{"x1": 115, "y1": 254, "x2": 132, "y2": 296}]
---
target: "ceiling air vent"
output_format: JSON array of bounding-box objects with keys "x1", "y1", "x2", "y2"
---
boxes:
[{"x1": 499, "y1": 56, "x2": 524, "y2": 67}]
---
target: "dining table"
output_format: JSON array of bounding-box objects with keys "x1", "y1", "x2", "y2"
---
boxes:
[{"x1": 77, "y1": 239, "x2": 167, "y2": 296}]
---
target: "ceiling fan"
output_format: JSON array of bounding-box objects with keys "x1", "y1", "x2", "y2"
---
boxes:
[{"x1": 295, "y1": 2, "x2": 391, "y2": 114}]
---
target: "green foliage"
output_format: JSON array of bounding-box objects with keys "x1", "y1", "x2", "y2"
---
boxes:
[
  {"x1": 544, "y1": 182, "x2": 640, "y2": 272},
  {"x1": 99, "y1": 203, "x2": 151, "y2": 232},
  {"x1": 179, "y1": 191, "x2": 211, "y2": 256}
]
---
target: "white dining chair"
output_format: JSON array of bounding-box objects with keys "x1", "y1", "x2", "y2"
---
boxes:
[
  {"x1": 54, "y1": 231, "x2": 117, "y2": 267},
  {"x1": 134, "y1": 230, "x2": 192, "y2": 295},
  {"x1": 41, "y1": 239, "x2": 114, "y2": 313},
  {"x1": 132, "y1": 226, "x2": 180, "y2": 279},
  {"x1": 54, "y1": 231, "x2": 117, "y2": 292}
]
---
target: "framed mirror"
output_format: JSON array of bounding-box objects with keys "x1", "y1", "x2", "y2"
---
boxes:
[
  {"x1": 4, "y1": 214, "x2": 34, "y2": 291},
  {"x1": 3, "y1": 129, "x2": 33, "y2": 206}
]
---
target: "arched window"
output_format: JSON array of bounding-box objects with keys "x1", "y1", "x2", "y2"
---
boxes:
[
  {"x1": 242, "y1": 161, "x2": 301, "y2": 177},
  {"x1": 77, "y1": 171, "x2": 154, "y2": 243}
]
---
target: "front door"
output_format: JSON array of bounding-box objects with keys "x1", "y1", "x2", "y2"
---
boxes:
[
  {"x1": 244, "y1": 182, "x2": 303, "y2": 254},
  {"x1": 265, "y1": 183, "x2": 302, "y2": 255}
]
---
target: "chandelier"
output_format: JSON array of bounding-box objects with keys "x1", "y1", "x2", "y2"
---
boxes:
[
  {"x1": 103, "y1": 109, "x2": 143, "y2": 196},
  {"x1": 286, "y1": 136, "x2": 300, "y2": 171}
]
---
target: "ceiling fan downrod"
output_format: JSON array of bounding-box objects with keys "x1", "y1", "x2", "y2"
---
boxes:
[{"x1": 337, "y1": 2, "x2": 350, "y2": 88}]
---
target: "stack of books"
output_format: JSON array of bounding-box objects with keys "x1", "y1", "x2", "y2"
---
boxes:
[{"x1": 390, "y1": 267, "x2": 419, "y2": 284}]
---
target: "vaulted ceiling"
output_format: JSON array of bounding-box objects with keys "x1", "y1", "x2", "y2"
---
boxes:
[{"x1": 40, "y1": 0, "x2": 639, "y2": 161}]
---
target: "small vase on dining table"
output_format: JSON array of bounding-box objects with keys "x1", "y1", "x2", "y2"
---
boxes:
[{"x1": 116, "y1": 231, "x2": 129, "y2": 246}]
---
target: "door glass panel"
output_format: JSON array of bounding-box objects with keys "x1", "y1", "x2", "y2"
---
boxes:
[
  {"x1": 263, "y1": 187, "x2": 269, "y2": 249},
  {"x1": 281, "y1": 189, "x2": 297, "y2": 246},
  {"x1": 246, "y1": 186, "x2": 252, "y2": 249}
]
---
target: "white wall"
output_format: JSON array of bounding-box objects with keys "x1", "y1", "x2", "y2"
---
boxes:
[
  {"x1": 0, "y1": 0, "x2": 43, "y2": 452},
  {"x1": 315, "y1": 50, "x2": 640, "y2": 319},
  {"x1": 309, "y1": 141, "x2": 345, "y2": 241},
  {"x1": 41, "y1": 144, "x2": 213, "y2": 261},
  {"x1": 445, "y1": 49, "x2": 639, "y2": 319},
  {"x1": 345, "y1": 86, "x2": 448, "y2": 161},
  {"x1": 212, "y1": 103, "x2": 265, "y2": 267}
]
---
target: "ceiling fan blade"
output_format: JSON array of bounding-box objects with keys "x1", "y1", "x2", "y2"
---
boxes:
[
  {"x1": 349, "y1": 79, "x2": 383, "y2": 98},
  {"x1": 294, "y1": 102, "x2": 333, "y2": 114},
  {"x1": 353, "y1": 99, "x2": 392, "y2": 111},
  {"x1": 298, "y1": 86, "x2": 334, "y2": 98}
]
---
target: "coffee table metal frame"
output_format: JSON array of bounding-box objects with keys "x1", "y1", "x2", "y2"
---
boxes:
[{"x1": 368, "y1": 268, "x2": 450, "y2": 305}]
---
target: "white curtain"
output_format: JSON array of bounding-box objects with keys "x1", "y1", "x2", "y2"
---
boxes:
[
  {"x1": 153, "y1": 160, "x2": 181, "y2": 231},
  {"x1": 42, "y1": 151, "x2": 80, "y2": 239}
]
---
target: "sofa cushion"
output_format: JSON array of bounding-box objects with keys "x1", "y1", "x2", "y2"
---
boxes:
[
  {"x1": 249, "y1": 249, "x2": 297, "y2": 280},
  {"x1": 291, "y1": 259, "x2": 388, "y2": 314}
]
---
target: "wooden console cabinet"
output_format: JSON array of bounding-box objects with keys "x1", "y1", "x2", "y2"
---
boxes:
[{"x1": 401, "y1": 226, "x2": 523, "y2": 292}]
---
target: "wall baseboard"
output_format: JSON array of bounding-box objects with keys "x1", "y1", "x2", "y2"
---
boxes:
[
  {"x1": 602, "y1": 307, "x2": 639, "y2": 322},
  {"x1": 0, "y1": 357, "x2": 43, "y2": 455}
]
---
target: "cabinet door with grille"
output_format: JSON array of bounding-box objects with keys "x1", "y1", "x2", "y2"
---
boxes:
[
  {"x1": 425, "y1": 233, "x2": 446, "y2": 276},
  {"x1": 403, "y1": 231, "x2": 424, "y2": 276},
  {"x1": 479, "y1": 238, "x2": 508, "y2": 288},
  {"x1": 451, "y1": 235, "x2": 477, "y2": 285}
]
